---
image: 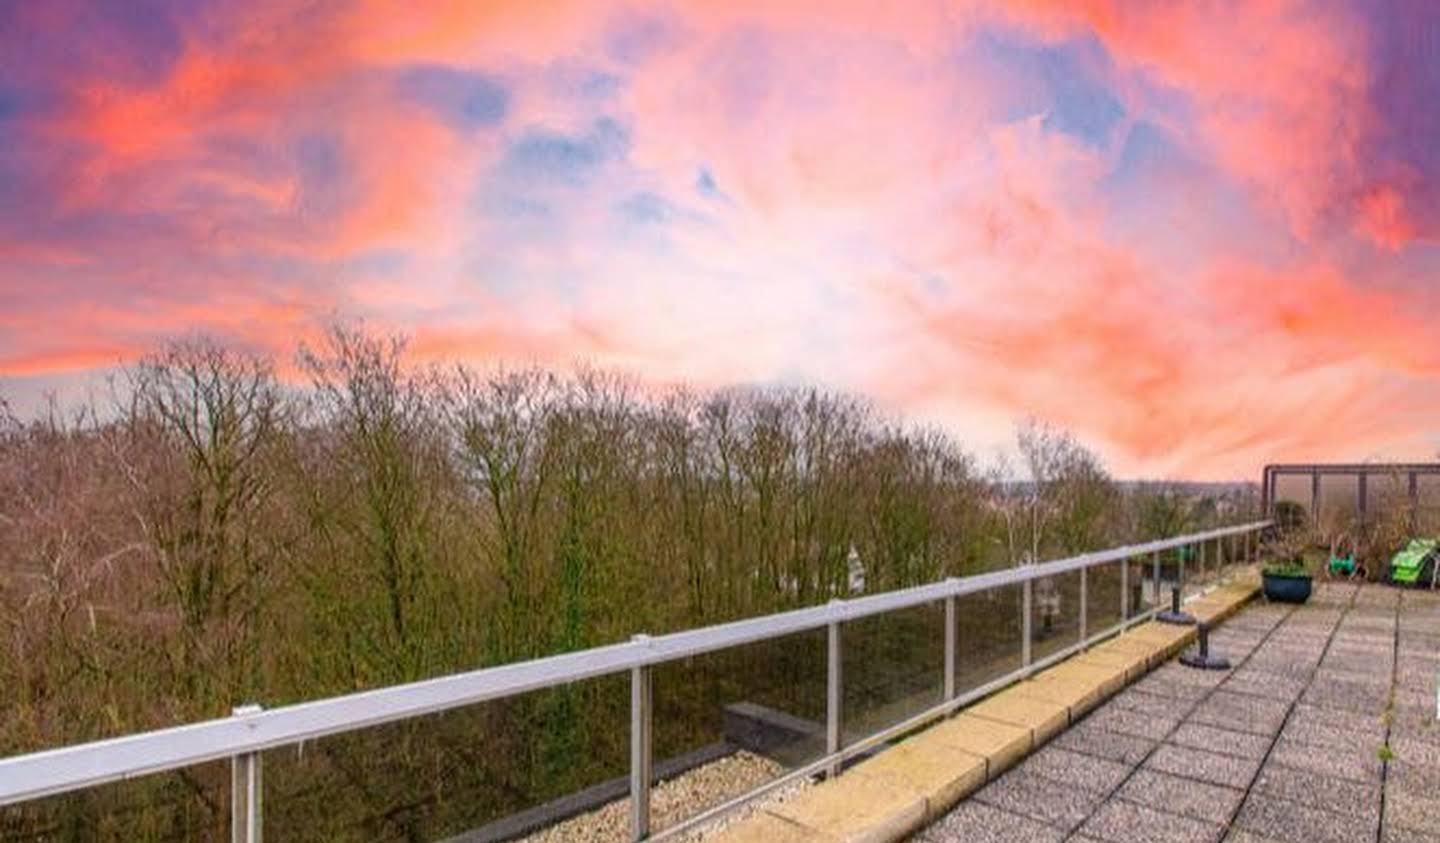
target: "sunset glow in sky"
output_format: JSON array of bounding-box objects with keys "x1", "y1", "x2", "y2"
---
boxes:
[{"x1": 2, "y1": 1, "x2": 1439, "y2": 478}]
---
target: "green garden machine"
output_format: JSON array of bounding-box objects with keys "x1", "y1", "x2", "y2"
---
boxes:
[{"x1": 1389, "y1": 538, "x2": 1439, "y2": 588}]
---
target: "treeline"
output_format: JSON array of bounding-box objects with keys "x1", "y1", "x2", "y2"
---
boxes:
[{"x1": 0, "y1": 327, "x2": 1254, "y2": 839}]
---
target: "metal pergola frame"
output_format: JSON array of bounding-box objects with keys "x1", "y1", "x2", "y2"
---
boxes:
[{"x1": 1262, "y1": 463, "x2": 1440, "y2": 526}]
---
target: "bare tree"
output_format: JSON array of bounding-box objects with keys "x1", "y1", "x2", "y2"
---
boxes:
[
  {"x1": 446, "y1": 366, "x2": 560, "y2": 661},
  {"x1": 120, "y1": 338, "x2": 288, "y2": 707},
  {"x1": 1013, "y1": 418, "x2": 1117, "y2": 560},
  {"x1": 299, "y1": 326, "x2": 448, "y2": 683}
]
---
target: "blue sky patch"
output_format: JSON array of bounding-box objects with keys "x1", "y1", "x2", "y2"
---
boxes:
[
  {"x1": 502, "y1": 117, "x2": 629, "y2": 185},
  {"x1": 971, "y1": 32, "x2": 1125, "y2": 148},
  {"x1": 396, "y1": 64, "x2": 509, "y2": 131},
  {"x1": 616, "y1": 191, "x2": 672, "y2": 224}
]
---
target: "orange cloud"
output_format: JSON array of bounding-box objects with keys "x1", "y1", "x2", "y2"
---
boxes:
[
  {"x1": 0, "y1": 346, "x2": 138, "y2": 378},
  {"x1": 982, "y1": 1, "x2": 1418, "y2": 247},
  {"x1": 5, "y1": 0, "x2": 1438, "y2": 480}
]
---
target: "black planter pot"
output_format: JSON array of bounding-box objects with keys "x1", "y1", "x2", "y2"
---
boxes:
[{"x1": 1262, "y1": 571, "x2": 1313, "y2": 604}]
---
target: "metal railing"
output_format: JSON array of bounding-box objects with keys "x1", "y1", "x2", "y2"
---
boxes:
[{"x1": 0, "y1": 520, "x2": 1271, "y2": 841}]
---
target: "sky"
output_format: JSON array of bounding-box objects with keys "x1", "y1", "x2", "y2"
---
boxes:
[{"x1": 1, "y1": 1, "x2": 1438, "y2": 480}]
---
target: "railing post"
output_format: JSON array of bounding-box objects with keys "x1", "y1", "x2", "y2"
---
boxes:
[
  {"x1": 1410, "y1": 471, "x2": 1420, "y2": 534},
  {"x1": 826, "y1": 600, "x2": 843, "y2": 777},
  {"x1": 1199, "y1": 539, "x2": 1206, "y2": 580},
  {"x1": 1120, "y1": 557, "x2": 1130, "y2": 622},
  {"x1": 943, "y1": 585, "x2": 957, "y2": 701},
  {"x1": 630, "y1": 635, "x2": 652, "y2": 841},
  {"x1": 1021, "y1": 576, "x2": 1033, "y2": 667},
  {"x1": 230, "y1": 705, "x2": 263, "y2": 843},
  {"x1": 1151, "y1": 551, "x2": 1161, "y2": 606},
  {"x1": 1078, "y1": 564, "x2": 1088, "y2": 643}
]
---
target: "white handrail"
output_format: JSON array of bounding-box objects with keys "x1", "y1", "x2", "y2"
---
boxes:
[{"x1": 0, "y1": 520, "x2": 1271, "y2": 808}]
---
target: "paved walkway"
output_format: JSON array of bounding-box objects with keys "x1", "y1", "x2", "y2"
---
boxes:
[{"x1": 914, "y1": 583, "x2": 1440, "y2": 843}]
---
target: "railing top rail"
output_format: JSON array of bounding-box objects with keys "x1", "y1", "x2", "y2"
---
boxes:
[{"x1": 0, "y1": 519, "x2": 1270, "y2": 806}]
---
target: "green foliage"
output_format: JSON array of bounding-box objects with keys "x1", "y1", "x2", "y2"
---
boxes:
[
  {"x1": 1273, "y1": 500, "x2": 1307, "y2": 531},
  {"x1": 1262, "y1": 561, "x2": 1311, "y2": 578},
  {"x1": 1141, "y1": 488, "x2": 1193, "y2": 539},
  {"x1": 0, "y1": 329, "x2": 1262, "y2": 839}
]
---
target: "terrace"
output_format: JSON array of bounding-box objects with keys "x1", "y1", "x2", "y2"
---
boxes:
[
  {"x1": 778, "y1": 582, "x2": 1440, "y2": 843},
  {"x1": 1, "y1": 465, "x2": 1437, "y2": 842}
]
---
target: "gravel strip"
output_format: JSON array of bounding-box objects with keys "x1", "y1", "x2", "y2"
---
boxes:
[{"x1": 519, "y1": 751, "x2": 808, "y2": 842}]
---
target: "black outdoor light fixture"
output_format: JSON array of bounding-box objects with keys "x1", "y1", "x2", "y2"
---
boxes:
[
  {"x1": 1156, "y1": 585, "x2": 1196, "y2": 625},
  {"x1": 1180, "y1": 622, "x2": 1231, "y2": 670}
]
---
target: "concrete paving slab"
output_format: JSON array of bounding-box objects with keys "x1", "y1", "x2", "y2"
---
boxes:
[
  {"x1": 1313, "y1": 663, "x2": 1393, "y2": 683},
  {"x1": 1394, "y1": 663, "x2": 1439, "y2": 691},
  {"x1": 973, "y1": 764, "x2": 1107, "y2": 832},
  {"x1": 1390, "y1": 734, "x2": 1440, "y2": 769},
  {"x1": 1221, "y1": 830, "x2": 1286, "y2": 842},
  {"x1": 1268, "y1": 734, "x2": 1382, "y2": 784},
  {"x1": 1129, "y1": 671, "x2": 1215, "y2": 702},
  {"x1": 1285, "y1": 702, "x2": 1386, "y2": 738},
  {"x1": 1019, "y1": 746, "x2": 1133, "y2": 795},
  {"x1": 1391, "y1": 686, "x2": 1435, "y2": 712},
  {"x1": 1149, "y1": 663, "x2": 1231, "y2": 692},
  {"x1": 1233, "y1": 660, "x2": 1313, "y2": 683},
  {"x1": 1220, "y1": 670, "x2": 1306, "y2": 702},
  {"x1": 1115, "y1": 768, "x2": 1244, "y2": 825},
  {"x1": 1251, "y1": 764, "x2": 1380, "y2": 824},
  {"x1": 1205, "y1": 637, "x2": 1263, "y2": 660},
  {"x1": 1083, "y1": 705, "x2": 1184, "y2": 741},
  {"x1": 1380, "y1": 787, "x2": 1440, "y2": 837},
  {"x1": 1143, "y1": 744, "x2": 1262, "y2": 789},
  {"x1": 1321, "y1": 653, "x2": 1395, "y2": 674},
  {"x1": 1381, "y1": 824, "x2": 1440, "y2": 842},
  {"x1": 913, "y1": 801, "x2": 1064, "y2": 843},
  {"x1": 1189, "y1": 692, "x2": 1290, "y2": 736},
  {"x1": 1233, "y1": 795, "x2": 1377, "y2": 843},
  {"x1": 1168, "y1": 722, "x2": 1271, "y2": 760},
  {"x1": 1390, "y1": 702, "x2": 1440, "y2": 732},
  {"x1": 1076, "y1": 798, "x2": 1224, "y2": 843},
  {"x1": 1391, "y1": 722, "x2": 1440, "y2": 749},
  {"x1": 1298, "y1": 678, "x2": 1390, "y2": 715},
  {"x1": 1051, "y1": 721, "x2": 1158, "y2": 765},
  {"x1": 1276, "y1": 719, "x2": 1379, "y2": 756},
  {"x1": 1107, "y1": 688, "x2": 1196, "y2": 719},
  {"x1": 1388, "y1": 757, "x2": 1440, "y2": 798},
  {"x1": 1246, "y1": 643, "x2": 1324, "y2": 661}
]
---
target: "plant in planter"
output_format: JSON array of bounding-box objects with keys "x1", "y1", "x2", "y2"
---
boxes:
[
  {"x1": 1262, "y1": 556, "x2": 1314, "y2": 603},
  {"x1": 1262, "y1": 512, "x2": 1314, "y2": 603}
]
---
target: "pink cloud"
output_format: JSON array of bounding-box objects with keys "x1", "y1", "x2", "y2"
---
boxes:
[{"x1": 3, "y1": 1, "x2": 1438, "y2": 480}]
